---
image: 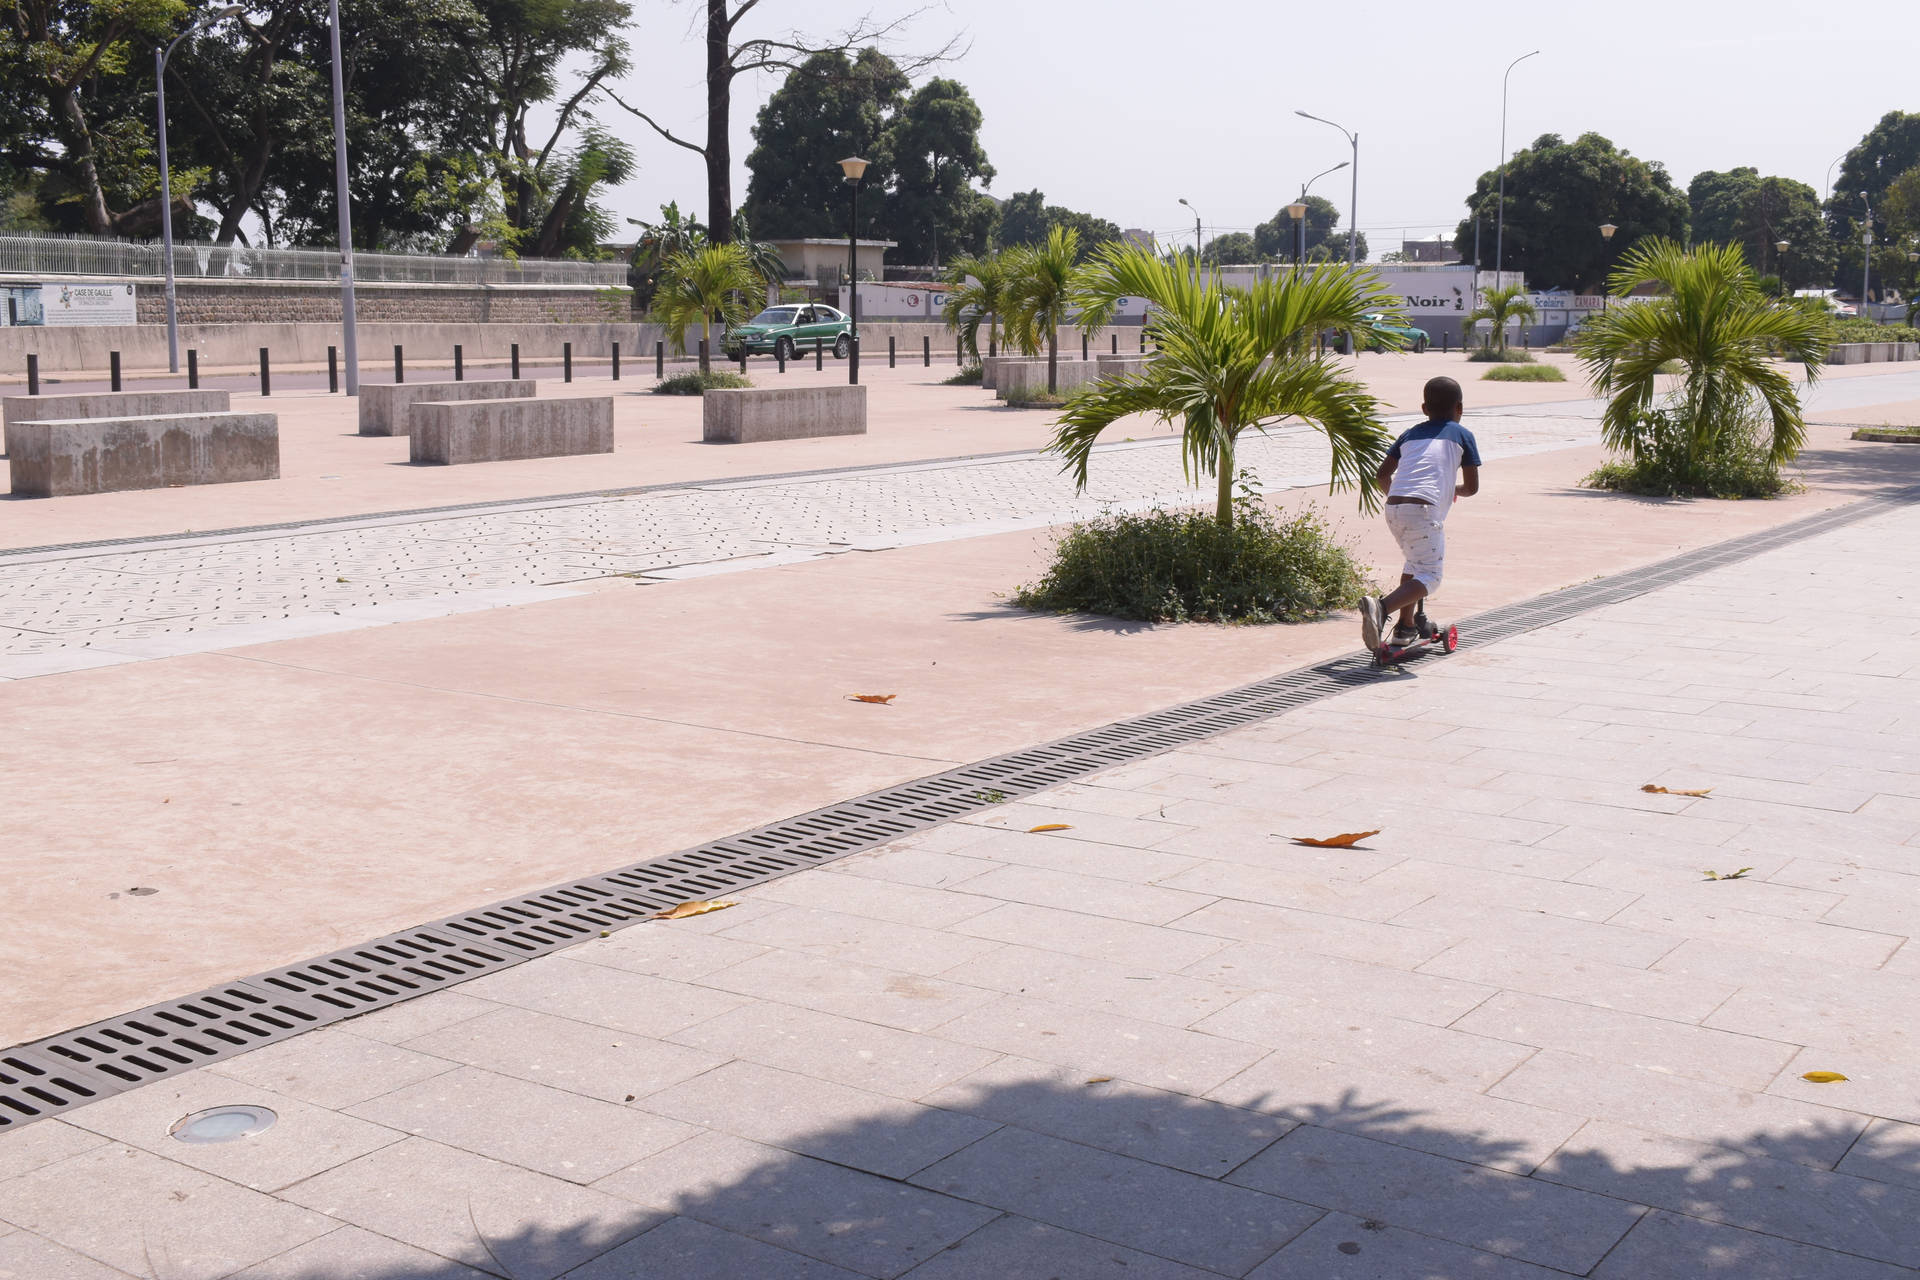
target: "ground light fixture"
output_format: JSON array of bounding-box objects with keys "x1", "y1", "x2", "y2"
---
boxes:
[
  {"x1": 171, "y1": 1104, "x2": 277, "y2": 1143},
  {"x1": 839, "y1": 156, "x2": 868, "y2": 385}
]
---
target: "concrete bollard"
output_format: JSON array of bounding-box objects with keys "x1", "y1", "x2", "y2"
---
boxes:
[
  {"x1": 191, "y1": 349, "x2": 202, "y2": 391},
  {"x1": 777, "y1": 344, "x2": 786, "y2": 374},
  {"x1": 850, "y1": 335, "x2": 860, "y2": 385},
  {"x1": 737, "y1": 344, "x2": 747, "y2": 374},
  {"x1": 259, "y1": 347, "x2": 271, "y2": 397},
  {"x1": 454, "y1": 345, "x2": 464, "y2": 381},
  {"x1": 1139, "y1": 331, "x2": 1146, "y2": 353},
  {"x1": 1082, "y1": 334, "x2": 1089, "y2": 362},
  {"x1": 1111, "y1": 334, "x2": 1118, "y2": 354},
  {"x1": 26, "y1": 354, "x2": 38, "y2": 396},
  {"x1": 923, "y1": 336, "x2": 931, "y2": 367},
  {"x1": 889, "y1": 336, "x2": 896, "y2": 368},
  {"x1": 655, "y1": 341, "x2": 664, "y2": 378},
  {"x1": 815, "y1": 338, "x2": 823, "y2": 370},
  {"x1": 325, "y1": 347, "x2": 335, "y2": 393},
  {"x1": 612, "y1": 341, "x2": 620, "y2": 381},
  {"x1": 564, "y1": 341, "x2": 573, "y2": 382},
  {"x1": 956, "y1": 337, "x2": 963, "y2": 367},
  {"x1": 699, "y1": 339, "x2": 708, "y2": 372},
  {"x1": 511, "y1": 343, "x2": 521, "y2": 380},
  {"x1": 110, "y1": 351, "x2": 122, "y2": 392},
  {"x1": 394, "y1": 345, "x2": 404, "y2": 383}
]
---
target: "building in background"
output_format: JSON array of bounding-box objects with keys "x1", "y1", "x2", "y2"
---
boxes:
[{"x1": 1400, "y1": 237, "x2": 1460, "y2": 264}]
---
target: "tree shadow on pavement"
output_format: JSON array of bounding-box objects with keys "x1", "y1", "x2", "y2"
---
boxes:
[{"x1": 259, "y1": 1069, "x2": 1917, "y2": 1280}]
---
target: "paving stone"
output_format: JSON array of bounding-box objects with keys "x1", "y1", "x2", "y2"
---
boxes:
[
  {"x1": 1416, "y1": 938, "x2": 1734, "y2": 1022},
  {"x1": 1192, "y1": 992, "x2": 1531, "y2": 1091},
  {"x1": 896, "y1": 1215, "x2": 1221, "y2": 1280},
  {"x1": 714, "y1": 904, "x2": 1002, "y2": 975},
  {"x1": 0, "y1": 1143, "x2": 334, "y2": 1280},
  {"x1": 1168, "y1": 897, "x2": 1453, "y2": 968},
  {"x1": 1153, "y1": 822, "x2": 1404, "y2": 878},
  {"x1": 0, "y1": 1231, "x2": 137, "y2": 1279},
  {"x1": 1455, "y1": 991, "x2": 1798, "y2": 1090},
  {"x1": 0, "y1": 1121, "x2": 104, "y2": 1181},
  {"x1": 1027, "y1": 781, "x2": 1190, "y2": 819},
  {"x1": 1769, "y1": 1045, "x2": 1920, "y2": 1127},
  {"x1": 346, "y1": 1066, "x2": 696, "y2": 1184},
  {"x1": 747, "y1": 873, "x2": 1002, "y2": 929},
  {"x1": 1573, "y1": 864, "x2": 1839, "y2": 921},
  {"x1": 1249, "y1": 1211, "x2": 1568, "y2": 1279},
  {"x1": 227, "y1": 1225, "x2": 495, "y2": 1279},
  {"x1": 1156, "y1": 860, "x2": 1430, "y2": 923},
  {"x1": 564, "y1": 922, "x2": 772, "y2": 980},
  {"x1": 1207, "y1": 1051, "x2": 1584, "y2": 1175},
  {"x1": 456, "y1": 956, "x2": 750, "y2": 1037},
  {"x1": 951, "y1": 902, "x2": 1230, "y2": 970},
  {"x1": 1539, "y1": 1121, "x2": 1920, "y2": 1269},
  {"x1": 1179, "y1": 941, "x2": 1494, "y2": 1026},
  {"x1": 820, "y1": 846, "x2": 1001, "y2": 890},
  {"x1": 1609, "y1": 896, "x2": 1903, "y2": 967},
  {"x1": 963, "y1": 804, "x2": 1191, "y2": 850},
  {"x1": 910, "y1": 1125, "x2": 1319, "y2": 1275},
  {"x1": 639, "y1": 1061, "x2": 994, "y2": 1179},
  {"x1": 939, "y1": 941, "x2": 1248, "y2": 1026},
  {"x1": 1834, "y1": 1118, "x2": 1920, "y2": 1191},
  {"x1": 1705, "y1": 985, "x2": 1920, "y2": 1061},
  {"x1": 283, "y1": 1136, "x2": 664, "y2": 1278},
  {"x1": 698, "y1": 949, "x2": 1000, "y2": 1033},
  {"x1": 1228, "y1": 1125, "x2": 1643, "y2": 1273},
  {"x1": 335, "y1": 990, "x2": 499, "y2": 1045},
  {"x1": 949, "y1": 864, "x2": 1217, "y2": 925},
  {"x1": 596, "y1": 1131, "x2": 995, "y2": 1278},
  {"x1": 940, "y1": 829, "x2": 1201, "y2": 885},
  {"x1": 559, "y1": 1215, "x2": 862, "y2": 1279},
  {"x1": 1591, "y1": 1208, "x2": 1917, "y2": 1279},
  {"x1": 401, "y1": 1005, "x2": 725, "y2": 1104},
  {"x1": 1388, "y1": 898, "x2": 1680, "y2": 967},
  {"x1": 933, "y1": 994, "x2": 1266, "y2": 1094},
  {"x1": 206, "y1": 1025, "x2": 457, "y2": 1109},
  {"x1": 922, "y1": 1055, "x2": 1288, "y2": 1176},
  {"x1": 60, "y1": 1069, "x2": 403, "y2": 1192}
]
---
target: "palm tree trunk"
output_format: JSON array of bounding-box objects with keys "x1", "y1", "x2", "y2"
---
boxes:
[
  {"x1": 700, "y1": 317, "x2": 711, "y2": 374},
  {"x1": 1047, "y1": 329, "x2": 1058, "y2": 395},
  {"x1": 1215, "y1": 437, "x2": 1236, "y2": 528}
]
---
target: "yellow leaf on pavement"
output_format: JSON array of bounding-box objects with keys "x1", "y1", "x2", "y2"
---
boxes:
[
  {"x1": 1029, "y1": 824, "x2": 1073, "y2": 833},
  {"x1": 1292, "y1": 830, "x2": 1381, "y2": 848},
  {"x1": 1643, "y1": 784, "x2": 1712, "y2": 797},
  {"x1": 655, "y1": 900, "x2": 737, "y2": 921},
  {"x1": 849, "y1": 694, "x2": 897, "y2": 705},
  {"x1": 1800, "y1": 1071, "x2": 1849, "y2": 1083}
]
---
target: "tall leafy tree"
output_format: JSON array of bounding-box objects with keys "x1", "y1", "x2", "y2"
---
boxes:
[
  {"x1": 1202, "y1": 231, "x2": 1258, "y2": 264},
  {"x1": 886, "y1": 77, "x2": 993, "y2": 265},
  {"x1": 1254, "y1": 196, "x2": 1364, "y2": 263},
  {"x1": 609, "y1": 1, "x2": 957, "y2": 244},
  {"x1": 1827, "y1": 112, "x2": 1920, "y2": 299},
  {"x1": 1687, "y1": 167, "x2": 1830, "y2": 288},
  {"x1": 740, "y1": 46, "x2": 905, "y2": 242},
  {"x1": 1453, "y1": 132, "x2": 1687, "y2": 291},
  {"x1": 996, "y1": 189, "x2": 1118, "y2": 258}
]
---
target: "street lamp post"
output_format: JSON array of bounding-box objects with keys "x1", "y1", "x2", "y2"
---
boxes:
[
  {"x1": 1598, "y1": 222, "x2": 1617, "y2": 312},
  {"x1": 1296, "y1": 110, "x2": 1359, "y2": 267},
  {"x1": 1177, "y1": 198, "x2": 1202, "y2": 281},
  {"x1": 1860, "y1": 192, "x2": 1874, "y2": 317},
  {"x1": 1494, "y1": 49, "x2": 1540, "y2": 290},
  {"x1": 840, "y1": 156, "x2": 868, "y2": 385},
  {"x1": 1291, "y1": 162, "x2": 1349, "y2": 274},
  {"x1": 1774, "y1": 238, "x2": 1790, "y2": 286},
  {"x1": 155, "y1": 5, "x2": 244, "y2": 375},
  {"x1": 327, "y1": 0, "x2": 359, "y2": 394}
]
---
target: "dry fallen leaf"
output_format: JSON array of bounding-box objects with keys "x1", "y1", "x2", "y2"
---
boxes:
[
  {"x1": 1029, "y1": 823, "x2": 1074, "y2": 833},
  {"x1": 1800, "y1": 1071, "x2": 1849, "y2": 1083},
  {"x1": 848, "y1": 694, "x2": 897, "y2": 705},
  {"x1": 1291, "y1": 830, "x2": 1382, "y2": 848},
  {"x1": 654, "y1": 899, "x2": 737, "y2": 920},
  {"x1": 1085, "y1": 1076, "x2": 1112, "y2": 1084},
  {"x1": 1701, "y1": 867, "x2": 1754, "y2": 881},
  {"x1": 1643, "y1": 784, "x2": 1712, "y2": 797}
]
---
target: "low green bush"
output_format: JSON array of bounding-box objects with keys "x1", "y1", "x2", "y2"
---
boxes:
[
  {"x1": 1006, "y1": 392, "x2": 1068, "y2": 408},
  {"x1": 1481, "y1": 364, "x2": 1567, "y2": 382},
  {"x1": 1827, "y1": 316, "x2": 1920, "y2": 344},
  {"x1": 1466, "y1": 347, "x2": 1536, "y2": 363},
  {"x1": 1013, "y1": 497, "x2": 1364, "y2": 624},
  {"x1": 652, "y1": 370, "x2": 752, "y2": 395},
  {"x1": 1583, "y1": 408, "x2": 1798, "y2": 499},
  {"x1": 941, "y1": 365, "x2": 984, "y2": 386}
]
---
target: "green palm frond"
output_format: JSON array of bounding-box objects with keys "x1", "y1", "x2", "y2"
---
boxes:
[
  {"x1": 1466, "y1": 283, "x2": 1536, "y2": 349},
  {"x1": 1575, "y1": 238, "x2": 1826, "y2": 464},
  {"x1": 653, "y1": 243, "x2": 762, "y2": 369},
  {"x1": 1050, "y1": 243, "x2": 1395, "y2": 526},
  {"x1": 942, "y1": 252, "x2": 1007, "y2": 361}
]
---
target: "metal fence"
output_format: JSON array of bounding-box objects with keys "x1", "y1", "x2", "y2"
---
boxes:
[{"x1": 0, "y1": 233, "x2": 628, "y2": 288}]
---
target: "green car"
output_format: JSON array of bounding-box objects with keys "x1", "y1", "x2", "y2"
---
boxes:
[
  {"x1": 724, "y1": 304, "x2": 853, "y2": 361},
  {"x1": 1356, "y1": 312, "x2": 1430, "y2": 353}
]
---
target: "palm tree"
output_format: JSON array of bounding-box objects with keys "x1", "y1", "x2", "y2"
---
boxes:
[
  {"x1": 653, "y1": 243, "x2": 762, "y2": 374},
  {"x1": 1575, "y1": 238, "x2": 1828, "y2": 468},
  {"x1": 941, "y1": 251, "x2": 1008, "y2": 363},
  {"x1": 1003, "y1": 227, "x2": 1082, "y2": 395},
  {"x1": 1053, "y1": 244, "x2": 1398, "y2": 529},
  {"x1": 1466, "y1": 282, "x2": 1536, "y2": 351}
]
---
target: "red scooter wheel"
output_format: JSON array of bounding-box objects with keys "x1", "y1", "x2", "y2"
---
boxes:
[{"x1": 1443, "y1": 625, "x2": 1459, "y2": 653}]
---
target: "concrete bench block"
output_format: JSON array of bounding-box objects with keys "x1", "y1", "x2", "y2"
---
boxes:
[
  {"x1": 9, "y1": 412, "x2": 279, "y2": 497},
  {"x1": 1096, "y1": 355, "x2": 1150, "y2": 378},
  {"x1": 409, "y1": 396, "x2": 613, "y2": 464},
  {"x1": 998, "y1": 358, "x2": 1100, "y2": 402},
  {"x1": 4, "y1": 389, "x2": 230, "y2": 458},
  {"x1": 358, "y1": 379, "x2": 537, "y2": 436},
  {"x1": 979, "y1": 355, "x2": 1043, "y2": 390},
  {"x1": 703, "y1": 386, "x2": 867, "y2": 443}
]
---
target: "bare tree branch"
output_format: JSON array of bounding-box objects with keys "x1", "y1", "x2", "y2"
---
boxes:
[
  {"x1": 604, "y1": 90, "x2": 707, "y2": 157},
  {"x1": 535, "y1": 58, "x2": 620, "y2": 170}
]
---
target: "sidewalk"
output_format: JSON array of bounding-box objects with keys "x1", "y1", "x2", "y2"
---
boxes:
[{"x1": 1, "y1": 488, "x2": 1915, "y2": 1278}]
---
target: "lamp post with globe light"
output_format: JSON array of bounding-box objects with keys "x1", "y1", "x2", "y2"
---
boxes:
[
  {"x1": 1295, "y1": 110, "x2": 1360, "y2": 267},
  {"x1": 840, "y1": 156, "x2": 868, "y2": 384},
  {"x1": 1177, "y1": 198, "x2": 1202, "y2": 282},
  {"x1": 1598, "y1": 222, "x2": 1617, "y2": 312}
]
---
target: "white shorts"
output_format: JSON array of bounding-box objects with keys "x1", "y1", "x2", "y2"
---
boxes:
[{"x1": 1385, "y1": 501, "x2": 1446, "y2": 592}]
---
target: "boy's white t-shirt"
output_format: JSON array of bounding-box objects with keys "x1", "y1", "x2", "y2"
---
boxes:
[{"x1": 1386, "y1": 419, "x2": 1482, "y2": 516}]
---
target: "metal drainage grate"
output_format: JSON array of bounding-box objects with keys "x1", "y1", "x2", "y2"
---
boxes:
[{"x1": 4, "y1": 486, "x2": 1912, "y2": 1129}]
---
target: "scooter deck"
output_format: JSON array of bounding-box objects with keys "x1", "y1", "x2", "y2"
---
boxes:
[{"x1": 1373, "y1": 621, "x2": 1460, "y2": 668}]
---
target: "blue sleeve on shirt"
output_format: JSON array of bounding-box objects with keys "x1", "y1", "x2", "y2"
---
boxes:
[{"x1": 1454, "y1": 424, "x2": 1482, "y2": 467}]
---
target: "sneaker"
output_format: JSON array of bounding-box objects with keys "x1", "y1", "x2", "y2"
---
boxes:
[
  {"x1": 1391, "y1": 623, "x2": 1420, "y2": 648},
  {"x1": 1359, "y1": 596, "x2": 1384, "y2": 652}
]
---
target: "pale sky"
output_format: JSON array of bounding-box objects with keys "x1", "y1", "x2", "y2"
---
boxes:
[{"x1": 586, "y1": 0, "x2": 1904, "y2": 256}]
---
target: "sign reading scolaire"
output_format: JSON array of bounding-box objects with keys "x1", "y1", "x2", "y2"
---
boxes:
[{"x1": 42, "y1": 282, "x2": 138, "y2": 326}]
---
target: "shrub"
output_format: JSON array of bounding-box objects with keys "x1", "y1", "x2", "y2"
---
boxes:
[
  {"x1": 1827, "y1": 316, "x2": 1920, "y2": 344},
  {"x1": 1007, "y1": 392, "x2": 1068, "y2": 408},
  {"x1": 1014, "y1": 498, "x2": 1365, "y2": 624},
  {"x1": 941, "y1": 365, "x2": 984, "y2": 386},
  {"x1": 652, "y1": 370, "x2": 752, "y2": 395},
  {"x1": 1482, "y1": 364, "x2": 1567, "y2": 382},
  {"x1": 1581, "y1": 407, "x2": 1798, "y2": 499},
  {"x1": 1466, "y1": 347, "x2": 1536, "y2": 363}
]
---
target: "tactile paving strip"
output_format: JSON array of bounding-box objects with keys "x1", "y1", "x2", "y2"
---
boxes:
[{"x1": 6, "y1": 482, "x2": 1911, "y2": 1130}]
